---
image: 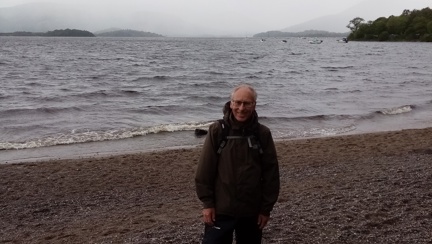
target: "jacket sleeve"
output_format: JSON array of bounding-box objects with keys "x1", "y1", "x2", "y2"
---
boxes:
[
  {"x1": 195, "y1": 122, "x2": 220, "y2": 209},
  {"x1": 259, "y1": 127, "x2": 280, "y2": 216}
]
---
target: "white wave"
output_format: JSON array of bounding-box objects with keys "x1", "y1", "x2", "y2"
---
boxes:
[
  {"x1": 146, "y1": 122, "x2": 212, "y2": 134},
  {"x1": 306, "y1": 125, "x2": 357, "y2": 137},
  {"x1": 0, "y1": 121, "x2": 214, "y2": 150},
  {"x1": 379, "y1": 105, "x2": 413, "y2": 115}
]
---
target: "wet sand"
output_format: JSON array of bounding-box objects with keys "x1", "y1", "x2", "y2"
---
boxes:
[{"x1": 1, "y1": 128, "x2": 432, "y2": 243}]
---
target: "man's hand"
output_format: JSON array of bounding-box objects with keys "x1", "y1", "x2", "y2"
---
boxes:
[
  {"x1": 202, "y1": 208, "x2": 216, "y2": 226},
  {"x1": 257, "y1": 214, "x2": 270, "y2": 229}
]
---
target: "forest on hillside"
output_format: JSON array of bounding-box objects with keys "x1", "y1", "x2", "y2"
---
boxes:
[
  {"x1": 0, "y1": 29, "x2": 95, "y2": 37},
  {"x1": 347, "y1": 7, "x2": 432, "y2": 42}
]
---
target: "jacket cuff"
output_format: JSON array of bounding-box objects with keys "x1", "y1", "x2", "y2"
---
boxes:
[{"x1": 203, "y1": 202, "x2": 215, "y2": 209}]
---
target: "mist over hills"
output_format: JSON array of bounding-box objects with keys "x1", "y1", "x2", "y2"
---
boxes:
[
  {"x1": 0, "y1": 2, "x2": 212, "y2": 37},
  {"x1": 96, "y1": 29, "x2": 163, "y2": 37},
  {"x1": 0, "y1": 1, "x2": 430, "y2": 37},
  {"x1": 0, "y1": 3, "x2": 83, "y2": 33},
  {"x1": 282, "y1": 0, "x2": 431, "y2": 33}
]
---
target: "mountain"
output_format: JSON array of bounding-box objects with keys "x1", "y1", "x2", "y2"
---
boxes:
[
  {"x1": 0, "y1": 2, "x2": 205, "y2": 37},
  {"x1": 253, "y1": 30, "x2": 348, "y2": 38},
  {"x1": 0, "y1": 29, "x2": 95, "y2": 37},
  {"x1": 282, "y1": 0, "x2": 431, "y2": 33},
  {"x1": 96, "y1": 29, "x2": 163, "y2": 37},
  {"x1": 282, "y1": 14, "x2": 353, "y2": 33},
  {"x1": 0, "y1": 3, "x2": 86, "y2": 33}
]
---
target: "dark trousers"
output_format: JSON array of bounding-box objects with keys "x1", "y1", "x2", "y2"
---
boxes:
[{"x1": 202, "y1": 215, "x2": 262, "y2": 244}]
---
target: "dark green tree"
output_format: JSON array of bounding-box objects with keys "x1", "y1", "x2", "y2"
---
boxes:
[
  {"x1": 386, "y1": 15, "x2": 408, "y2": 35},
  {"x1": 369, "y1": 17, "x2": 388, "y2": 37},
  {"x1": 378, "y1": 31, "x2": 390, "y2": 41},
  {"x1": 348, "y1": 7, "x2": 432, "y2": 42},
  {"x1": 411, "y1": 16, "x2": 429, "y2": 35},
  {"x1": 428, "y1": 21, "x2": 432, "y2": 33},
  {"x1": 401, "y1": 9, "x2": 411, "y2": 16},
  {"x1": 346, "y1": 17, "x2": 365, "y2": 32}
]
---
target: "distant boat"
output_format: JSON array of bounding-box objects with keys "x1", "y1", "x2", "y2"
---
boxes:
[
  {"x1": 337, "y1": 37, "x2": 348, "y2": 43},
  {"x1": 260, "y1": 38, "x2": 266, "y2": 42},
  {"x1": 282, "y1": 40, "x2": 287, "y2": 43},
  {"x1": 309, "y1": 39, "x2": 323, "y2": 44}
]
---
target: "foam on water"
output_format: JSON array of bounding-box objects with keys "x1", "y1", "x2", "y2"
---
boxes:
[
  {"x1": 0, "y1": 121, "x2": 213, "y2": 150},
  {"x1": 378, "y1": 105, "x2": 414, "y2": 115}
]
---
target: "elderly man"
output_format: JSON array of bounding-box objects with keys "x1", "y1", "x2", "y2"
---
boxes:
[{"x1": 195, "y1": 84, "x2": 280, "y2": 244}]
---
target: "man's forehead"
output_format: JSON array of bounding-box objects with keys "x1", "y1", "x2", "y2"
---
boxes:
[{"x1": 232, "y1": 88, "x2": 254, "y2": 100}]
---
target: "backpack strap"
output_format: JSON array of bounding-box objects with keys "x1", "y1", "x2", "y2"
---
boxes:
[
  {"x1": 216, "y1": 119, "x2": 229, "y2": 154},
  {"x1": 249, "y1": 134, "x2": 264, "y2": 154}
]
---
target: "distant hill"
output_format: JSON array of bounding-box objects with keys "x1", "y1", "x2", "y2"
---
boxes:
[
  {"x1": 93, "y1": 28, "x2": 122, "y2": 35},
  {"x1": 254, "y1": 30, "x2": 349, "y2": 38},
  {"x1": 45, "y1": 29, "x2": 94, "y2": 37},
  {"x1": 0, "y1": 29, "x2": 95, "y2": 37},
  {"x1": 0, "y1": 3, "x2": 86, "y2": 33},
  {"x1": 96, "y1": 29, "x2": 163, "y2": 37},
  {"x1": 0, "y1": 2, "x2": 209, "y2": 37},
  {"x1": 281, "y1": 0, "x2": 431, "y2": 33}
]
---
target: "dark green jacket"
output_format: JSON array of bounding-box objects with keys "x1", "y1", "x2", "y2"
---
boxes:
[{"x1": 195, "y1": 102, "x2": 280, "y2": 216}]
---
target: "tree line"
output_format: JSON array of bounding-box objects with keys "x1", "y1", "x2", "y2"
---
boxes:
[
  {"x1": 0, "y1": 29, "x2": 95, "y2": 37},
  {"x1": 347, "y1": 7, "x2": 432, "y2": 42}
]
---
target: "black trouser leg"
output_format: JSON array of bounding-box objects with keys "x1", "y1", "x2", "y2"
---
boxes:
[
  {"x1": 201, "y1": 215, "x2": 262, "y2": 244},
  {"x1": 202, "y1": 216, "x2": 235, "y2": 244},
  {"x1": 234, "y1": 216, "x2": 262, "y2": 244}
]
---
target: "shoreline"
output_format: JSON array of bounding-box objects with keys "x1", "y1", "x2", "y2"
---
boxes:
[
  {"x1": 1, "y1": 125, "x2": 431, "y2": 165},
  {"x1": 1, "y1": 127, "x2": 432, "y2": 243}
]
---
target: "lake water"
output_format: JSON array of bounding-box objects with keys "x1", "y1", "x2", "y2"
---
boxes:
[{"x1": 1, "y1": 36, "x2": 431, "y2": 163}]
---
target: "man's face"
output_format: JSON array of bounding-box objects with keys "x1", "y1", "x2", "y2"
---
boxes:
[{"x1": 230, "y1": 87, "x2": 256, "y2": 122}]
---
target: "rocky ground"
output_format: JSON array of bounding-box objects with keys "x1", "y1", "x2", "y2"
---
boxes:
[{"x1": 1, "y1": 128, "x2": 432, "y2": 243}]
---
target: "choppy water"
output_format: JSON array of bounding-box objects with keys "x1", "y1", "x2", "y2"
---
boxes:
[{"x1": 1, "y1": 36, "x2": 432, "y2": 162}]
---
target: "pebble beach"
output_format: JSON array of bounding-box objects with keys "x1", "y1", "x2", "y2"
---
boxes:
[{"x1": 1, "y1": 127, "x2": 432, "y2": 243}]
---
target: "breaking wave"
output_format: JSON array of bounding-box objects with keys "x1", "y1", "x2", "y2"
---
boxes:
[
  {"x1": 0, "y1": 121, "x2": 212, "y2": 150},
  {"x1": 377, "y1": 105, "x2": 414, "y2": 115}
]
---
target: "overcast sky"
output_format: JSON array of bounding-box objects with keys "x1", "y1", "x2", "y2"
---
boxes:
[{"x1": 1, "y1": 0, "x2": 431, "y2": 35}]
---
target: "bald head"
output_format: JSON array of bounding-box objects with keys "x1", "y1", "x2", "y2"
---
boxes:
[{"x1": 230, "y1": 84, "x2": 257, "y2": 102}]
